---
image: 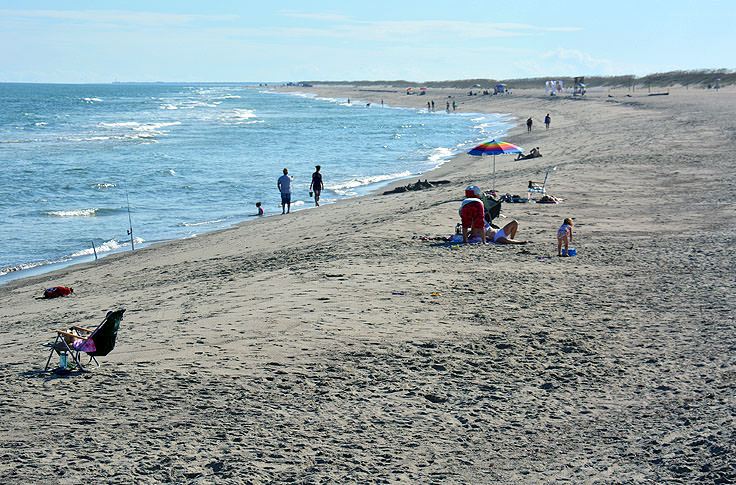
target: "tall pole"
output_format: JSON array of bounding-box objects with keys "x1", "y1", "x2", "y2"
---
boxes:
[
  {"x1": 493, "y1": 155, "x2": 496, "y2": 192},
  {"x1": 126, "y1": 190, "x2": 135, "y2": 251}
]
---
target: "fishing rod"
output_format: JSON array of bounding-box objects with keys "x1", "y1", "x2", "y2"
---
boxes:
[{"x1": 125, "y1": 189, "x2": 135, "y2": 251}]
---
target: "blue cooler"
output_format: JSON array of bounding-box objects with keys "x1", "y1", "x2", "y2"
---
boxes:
[{"x1": 566, "y1": 248, "x2": 576, "y2": 256}]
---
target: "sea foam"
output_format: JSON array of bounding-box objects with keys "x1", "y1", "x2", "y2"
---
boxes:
[{"x1": 41, "y1": 208, "x2": 98, "y2": 217}]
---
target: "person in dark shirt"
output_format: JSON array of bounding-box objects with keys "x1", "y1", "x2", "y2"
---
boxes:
[{"x1": 310, "y1": 165, "x2": 324, "y2": 206}]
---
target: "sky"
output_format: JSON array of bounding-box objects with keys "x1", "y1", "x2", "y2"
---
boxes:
[{"x1": 1, "y1": 0, "x2": 733, "y2": 83}]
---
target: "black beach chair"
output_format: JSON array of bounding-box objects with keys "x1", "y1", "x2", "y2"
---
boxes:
[
  {"x1": 43, "y1": 309, "x2": 125, "y2": 372},
  {"x1": 482, "y1": 193, "x2": 502, "y2": 229}
]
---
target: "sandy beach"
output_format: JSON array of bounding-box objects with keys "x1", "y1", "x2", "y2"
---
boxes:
[{"x1": 1, "y1": 84, "x2": 734, "y2": 483}]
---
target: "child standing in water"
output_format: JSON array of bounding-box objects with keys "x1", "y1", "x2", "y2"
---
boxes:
[{"x1": 557, "y1": 218, "x2": 574, "y2": 256}]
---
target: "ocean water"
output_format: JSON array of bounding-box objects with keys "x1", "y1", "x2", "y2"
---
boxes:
[{"x1": 0, "y1": 83, "x2": 512, "y2": 283}]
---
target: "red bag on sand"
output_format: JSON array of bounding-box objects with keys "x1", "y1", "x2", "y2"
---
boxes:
[{"x1": 43, "y1": 286, "x2": 73, "y2": 299}]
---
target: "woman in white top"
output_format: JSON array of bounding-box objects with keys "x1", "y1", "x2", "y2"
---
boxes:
[{"x1": 485, "y1": 220, "x2": 528, "y2": 245}]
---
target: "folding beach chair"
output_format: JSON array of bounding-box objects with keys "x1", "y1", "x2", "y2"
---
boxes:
[
  {"x1": 528, "y1": 181, "x2": 546, "y2": 199},
  {"x1": 43, "y1": 309, "x2": 125, "y2": 372},
  {"x1": 481, "y1": 192, "x2": 503, "y2": 229},
  {"x1": 528, "y1": 166, "x2": 557, "y2": 200}
]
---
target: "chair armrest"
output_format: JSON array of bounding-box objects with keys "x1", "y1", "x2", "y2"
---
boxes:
[
  {"x1": 56, "y1": 330, "x2": 90, "y2": 340},
  {"x1": 71, "y1": 326, "x2": 93, "y2": 334}
]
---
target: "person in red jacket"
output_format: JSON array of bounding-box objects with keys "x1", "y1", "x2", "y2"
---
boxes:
[{"x1": 459, "y1": 186, "x2": 487, "y2": 244}]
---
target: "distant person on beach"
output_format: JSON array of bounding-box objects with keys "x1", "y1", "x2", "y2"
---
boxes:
[
  {"x1": 459, "y1": 186, "x2": 487, "y2": 244},
  {"x1": 557, "y1": 218, "x2": 574, "y2": 256},
  {"x1": 310, "y1": 165, "x2": 323, "y2": 206},
  {"x1": 452, "y1": 100, "x2": 456, "y2": 111},
  {"x1": 277, "y1": 168, "x2": 293, "y2": 214},
  {"x1": 250, "y1": 201, "x2": 264, "y2": 216},
  {"x1": 431, "y1": 100, "x2": 435, "y2": 110},
  {"x1": 516, "y1": 147, "x2": 541, "y2": 160},
  {"x1": 527, "y1": 117, "x2": 533, "y2": 132},
  {"x1": 545, "y1": 114, "x2": 551, "y2": 130},
  {"x1": 486, "y1": 220, "x2": 528, "y2": 245}
]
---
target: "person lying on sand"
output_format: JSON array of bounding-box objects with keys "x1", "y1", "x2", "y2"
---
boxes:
[
  {"x1": 485, "y1": 220, "x2": 529, "y2": 245},
  {"x1": 516, "y1": 147, "x2": 542, "y2": 160}
]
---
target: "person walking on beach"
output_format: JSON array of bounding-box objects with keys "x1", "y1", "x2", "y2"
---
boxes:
[
  {"x1": 277, "y1": 168, "x2": 293, "y2": 214},
  {"x1": 544, "y1": 113, "x2": 551, "y2": 130},
  {"x1": 310, "y1": 165, "x2": 324, "y2": 207},
  {"x1": 526, "y1": 117, "x2": 533, "y2": 132},
  {"x1": 431, "y1": 100, "x2": 435, "y2": 110}
]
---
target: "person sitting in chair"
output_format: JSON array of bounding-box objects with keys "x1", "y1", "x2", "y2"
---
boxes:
[{"x1": 529, "y1": 180, "x2": 543, "y2": 190}]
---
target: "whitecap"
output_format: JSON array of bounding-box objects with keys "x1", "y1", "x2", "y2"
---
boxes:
[
  {"x1": 1, "y1": 257, "x2": 72, "y2": 275},
  {"x1": 41, "y1": 208, "x2": 98, "y2": 217},
  {"x1": 71, "y1": 238, "x2": 124, "y2": 257},
  {"x1": 328, "y1": 171, "x2": 413, "y2": 195},
  {"x1": 426, "y1": 147, "x2": 456, "y2": 165},
  {"x1": 100, "y1": 121, "x2": 141, "y2": 128},
  {"x1": 91, "y1": 183, "x2": 116, "y2": 190},
  {"x1": 180, "y1": 218, "x2": 227, "y2": 227},
  {"x1": 135, "y1": 121, "x2": 181, "y2": 132}
]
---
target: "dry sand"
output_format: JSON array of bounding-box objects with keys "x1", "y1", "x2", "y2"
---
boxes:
[{"x1": 0, "y1": 84, "x2": 734, "y2": 484}]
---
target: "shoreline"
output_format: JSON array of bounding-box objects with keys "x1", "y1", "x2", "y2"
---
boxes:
[
  {"x1": 0, "y1": 90, "x2": 513, "y2": 287},
  {"x1": 1, "y1": 85, "x2": 734, "y2": 483}
]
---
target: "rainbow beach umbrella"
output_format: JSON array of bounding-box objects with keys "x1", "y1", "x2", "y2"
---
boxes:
[{"x1": 468, "y1": 140, "x2": 524, "y2": 191}]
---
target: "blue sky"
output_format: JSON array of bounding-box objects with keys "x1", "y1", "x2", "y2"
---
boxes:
[{"x1": 1, "y1": 1, "x2": 733, "y2": 83}]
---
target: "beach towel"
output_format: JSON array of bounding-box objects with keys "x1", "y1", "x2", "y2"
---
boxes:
[
  {"x1": 449, "y1": 234, "x2": 483, "y2": 243},
  {"x1": 72, "y1": 337, "x2": 96, "y2": 353},
  {"x1": 448, "y1": 233, "x2": 506, "y2": 244}
]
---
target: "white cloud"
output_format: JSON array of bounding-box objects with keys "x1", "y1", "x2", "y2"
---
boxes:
[
  {"x1": 0, "y1": 9, "x2": 237, "y2": 27},
  {"x1": 540, "y1": 48, "x2": 615, "y2": 74},
  {"x1": 275, "y1": 12, "x2": 581, "y2": 42},
  {"x1": 279, "y1": 11, "x2": 354, "y2": 22}
]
